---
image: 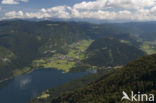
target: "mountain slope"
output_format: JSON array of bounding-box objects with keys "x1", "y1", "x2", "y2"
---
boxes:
[
  {"x1": 0, "y1": 20, "x2": 90, "y2": 81},
  {"x1": 0, "y1": 46, "x2": 16, "y2": 81},
  {"x1": 51, "y1": 54, "x2": 156, "y2": 103},
  {"x1": 85, "y1": 37, "x2": 145, "y2": 66},
  {"x1": 0, "y1": 46, "x2": 15, "y2": 66}
]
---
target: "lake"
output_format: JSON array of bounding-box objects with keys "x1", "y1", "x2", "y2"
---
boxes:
[{"x1": 0, "y1": 69, "x2": 89, "y2": 103}]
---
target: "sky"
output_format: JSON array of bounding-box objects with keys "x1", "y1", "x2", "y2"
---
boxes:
[{"x1": 1, "y1": 0, "x2": 156, "y2": 22}]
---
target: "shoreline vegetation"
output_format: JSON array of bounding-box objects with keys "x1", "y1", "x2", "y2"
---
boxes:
[{"x1": 0, "y1": 67, "x2": 33, "y2": 86}]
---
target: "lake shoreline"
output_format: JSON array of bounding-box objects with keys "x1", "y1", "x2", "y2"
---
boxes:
[
  {"x1": 0, "y1": 68, "x2": 89, "y2": 103},
  {"x1": 0, "y1": 68, "x2": 35, "y2": 88},
  {"x1": 0, "y1": 67, "x2": 73, "y2": 88}
]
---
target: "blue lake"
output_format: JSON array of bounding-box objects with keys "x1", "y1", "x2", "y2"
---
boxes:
[{"x1": 0, "y1": 69, "x2": 89, "y2": 103}]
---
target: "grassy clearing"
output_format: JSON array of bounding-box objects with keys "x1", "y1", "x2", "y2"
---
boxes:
[
  {"x1": 38, "y1": 93, "x2": 50, "y2": 99},
  {"x1": 120, "y1": 40, "x2": 131, "y2": 45},
  {"x1": 141, "y1": 41, "x2": 156, "y2": 54},
  {"x1": 13, "y1": 67, "x2": 31, "y2": 77},
  {"x1": 42, "y1": 59, "x2": 75, "y2": 72},
  {"x1": 67, "y1": 40, "x2": 93, "y2": 60},
  {"x1": 32, "y1": 54, "x2": 76, "y2": 72}
]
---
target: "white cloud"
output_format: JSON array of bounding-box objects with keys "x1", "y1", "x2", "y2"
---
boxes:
[
  {"x1": 41, "y1": 6, "x2": 67, "y2": 13},
  {"x1": 5, "y1": 11, "x2": 24, "y2": 18},
  {"x1": 73, "y1": 0, "x2": 156, "y2": 10},
  {"x1": 28, "y1": 6, "x2": 71, "y2": 19},
  {"x1": 1, "y1": 0, "x2": 19, "y2": 5},
  {"x1": 1, "y1": 0, "x2": 29, "y2": 5},
  {"x1": 105, "y1": 0, "x2": 156, "y2": 10},
  {"x1": 73, "y1": 1, "x2": 104, "y2": 10},
  {"x1": 4, "y1": 0, "x2": 156, "y2": 21}
]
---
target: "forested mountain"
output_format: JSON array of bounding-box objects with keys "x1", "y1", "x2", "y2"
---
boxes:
[
  {"x1": 98, "y1": 22, "x2": 156, "y2": 41},
  {"x1": 0, "y1": 20, "x2": 155, "y2": 83},
  {"x1": 51, "y1": 54, "x2": 156, "y2": 103},
  {"x1": 0, "y1": 20, "x2": 89, "y2": 82},
  {"x1": 85, "y1": 37, "x2": 145, "y2": 66}
]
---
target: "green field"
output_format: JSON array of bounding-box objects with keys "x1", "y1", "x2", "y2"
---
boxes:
[
  {"x1": 141, "y1": 41, "x2": 156, "y2": 54},
  {"x1": 12, "y1": 67, "x2": 31, "y2": 77}
]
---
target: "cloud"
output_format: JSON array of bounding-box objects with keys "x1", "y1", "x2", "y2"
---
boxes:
[
  {"x1": 1, "y1": 0, "x2": 29, "y2": 5},
  {"x1": 1, "y1": 0, "x2": 19, "y2": 5},
  {"x1": 73, "y1": 0, "x2": 105, "y2": 10},
  {"x1": 3, "y1": 0, "x2": 156, "y2": 21},
  {"x1": 5, "y1": 11, "x2": 24, "y2": 18},
  {"x1": 105, "y1": 0, "x2": 156, "y2": 10},
  {"x1": 73, "y1": 0, "x2": 156, "y2": 10}
]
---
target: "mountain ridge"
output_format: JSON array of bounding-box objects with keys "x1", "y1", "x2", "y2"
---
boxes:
[{"x1": 50, "y1": 54, "x2": 156, "y2": 103}]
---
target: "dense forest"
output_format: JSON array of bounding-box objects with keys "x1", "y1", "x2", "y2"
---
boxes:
[
  {"x1": 49, "y1": 54, "x2": 156, "y2": 103},
  {"x1": 84, "y1": 37, "x2": 145, "y2": 66}
]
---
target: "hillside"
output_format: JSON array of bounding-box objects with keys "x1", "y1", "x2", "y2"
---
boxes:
[
  {"x1": 0, "y1": 20, "x2": 89, "y2": 82},
  {"x1": 0, "y1": 46, "x2": 16, "y2": 81},
  {"x1": 84, "y1": 37, "x2": 145, "y2": 66},
  {"x1": 0, "y1": 46, "x2": 15, "y2": 66},
  {"x1": 51, "y1": 54, "x2": 156, "y2": 103}
]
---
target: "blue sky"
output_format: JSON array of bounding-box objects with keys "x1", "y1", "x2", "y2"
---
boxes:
[
  {"x1": 1, "y1": 0, "x2": 156, "y2": 22},
  {"x1": 0, "y1": 0, "x2": 92, "y2": 12},
  {"x1": 0, "y1": 0, "x2": 93, "y2": 20}
]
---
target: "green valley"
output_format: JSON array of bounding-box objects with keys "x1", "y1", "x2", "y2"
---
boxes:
[{"x1": 32, "y1": 39, "x2": 93, "y2": 72}]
